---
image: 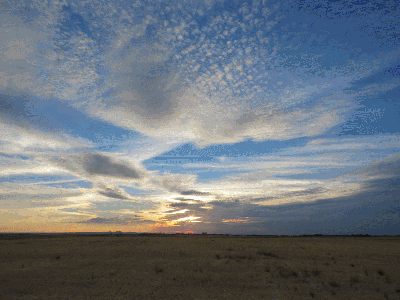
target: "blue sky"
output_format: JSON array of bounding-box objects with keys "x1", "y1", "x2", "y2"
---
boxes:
[{"x1": 0, "y1": 0, "x2": 399, "y2": 234}]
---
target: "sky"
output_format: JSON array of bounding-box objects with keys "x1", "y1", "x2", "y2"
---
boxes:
[{"x1": 0, "y1": 0, "x2": 399, "y2": 235}]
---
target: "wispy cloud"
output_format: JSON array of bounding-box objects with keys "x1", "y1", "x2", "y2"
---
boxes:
[{"x1": 1, "y1": 0, "x2": 399, "y2": 234}]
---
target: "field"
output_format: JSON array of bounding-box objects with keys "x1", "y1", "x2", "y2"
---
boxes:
[{"x1": 1, "y1": 235, "x2": 399, "y2": 299}]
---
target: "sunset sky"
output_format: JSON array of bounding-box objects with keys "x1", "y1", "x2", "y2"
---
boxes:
[{"x1": 1, "y1": 0, "x2": 399, "y2": 235}]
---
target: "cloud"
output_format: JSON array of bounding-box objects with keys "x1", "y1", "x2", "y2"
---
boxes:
[
  {"x1": 204, "y1": 156, "x2": 400, "y2": 234},
  {"x1": 79, "y1": 216, "x2": 156, "y2": 225},
  {"x1": 41, "y1": 152, "x2": 207, "y2": 197},
  {"x1": 48, "y1": 152, "x2": 147, "y2": 181},
  {"x1": 2, "y1": 0, "x2": 399, "y2": 149},
  {"x1": 95, "y1": 184, "x2": 134, "y2": 201},
  {"x1": 353, "y1": 153, "x2": 400, "y2": 178},
  {"x1": 179, "y1": 190, "x2": 210, "y2": 196},
  {"x1": 0, "y1": 182, "x2": 84, "y2": 211},
  {"x1": 0, "y1": 120, "x2": 94, "y2": 155},
  {"x1": 80, "y1": 0, "x2": 398, "y2": 147},
  {"x1": 169, "y1": 202, "x2": 191, "y2": 208}
]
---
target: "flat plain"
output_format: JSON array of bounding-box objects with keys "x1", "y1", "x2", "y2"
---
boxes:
[{"x1": 0, "y1": 235, "x2": 399, "y2": 299}]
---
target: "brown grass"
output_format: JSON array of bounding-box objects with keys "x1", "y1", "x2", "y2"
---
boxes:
[{"x1": 0, "y1": 235, "x2": 399, "y2": 299}]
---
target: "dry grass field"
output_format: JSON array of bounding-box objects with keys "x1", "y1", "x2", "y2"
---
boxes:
[{"x1": 1, "y1": 235, "x2": 399, "y2": 299}]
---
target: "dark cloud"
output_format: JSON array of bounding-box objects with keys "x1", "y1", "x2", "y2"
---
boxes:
[
  {"x1": 179, "y1": 190, "x2": 210, "y2": 196},
  {"x1": 82, "y1": 153, "x2": 142, "y2": 179},
  {"x1": 208, "y1": 199, "x2": 241, "y2": 208},
  {"x1": 247, "y1": 187, "x2": 326, "y2": 203},
  {"x1": 97, "y1": 187, "x2": 130, "y2": 200},
  {"x1": 174, "y1": 197, "x2": 195, "y2": 201},
  {"x1": 172, "y1": 156, "x2": 400, "y2": 235},
  {"x1": 282, "y1": 187, "x2": 326, "y2": 197},
  {"x1": 169, "y1": 202, "x2": 190, "y2": 208},
  {"x1": 348, "y1": 153, "x2": 400, "y2": 178},
  {"x1": 50, "y1": 153, "x2": 146, "y2": 180},
  {"x1": 205, "y1": 179, "x2": 399, "y2": 235}
]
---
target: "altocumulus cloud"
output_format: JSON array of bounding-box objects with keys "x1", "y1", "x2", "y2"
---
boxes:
[{"x1": 2, "y1": 0, "x2": 398, "y2": 147}]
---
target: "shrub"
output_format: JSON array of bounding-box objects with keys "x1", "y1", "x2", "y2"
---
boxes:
[
  {"x1": 350, "y1": 276, "x2": 360, "y2": 286},
  {"x1": 216, "y1": 254, "x2": 221, "y2": 259},
  {"x1": 309, "y1": 291, "x2": 315, "y2": 298},
  {"x1": 329, "y1": 280, "x2": 340, "y2": 288},
  {"x1": 377, "y1": 269, "x2": 385, "y2": 276},
  {"x1": 277, "y1": 266, "x2": 298, "y2": 278}
]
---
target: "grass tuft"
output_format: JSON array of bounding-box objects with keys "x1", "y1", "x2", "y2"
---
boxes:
[
  {"x1": 377, "y1": 268, "x2": 385, "y2": 276},
  {"x1": 329, "y1": 280, "x2": 340, "y2": 288},
  {"x1": 257, "y1": 251, "x2": 279, "y2": 258},
  {"x1": 277, "y1": 266, "x2": 298, "y2": 278},
  {"x1": 309, "y1": 291, "x2": 315, "y2": 298},
  {"x1": 349, "y1": 276, "x2": 360, "y2": 286}
]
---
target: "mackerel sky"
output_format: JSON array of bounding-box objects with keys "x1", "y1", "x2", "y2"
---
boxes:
[{"x1": 1, "y1": 0, "x2": 399, "y2": 234}]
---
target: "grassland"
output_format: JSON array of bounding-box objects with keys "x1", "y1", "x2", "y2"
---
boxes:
[{"x1": 0, "y1": 235, "x2": 399, "y2": 299}]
